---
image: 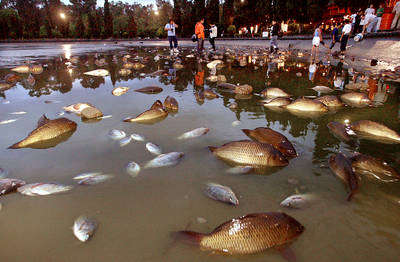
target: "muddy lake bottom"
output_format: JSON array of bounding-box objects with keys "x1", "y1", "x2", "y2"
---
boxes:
[{"x1": 0, "y1": 45, "x2": 400, "y2": 262}]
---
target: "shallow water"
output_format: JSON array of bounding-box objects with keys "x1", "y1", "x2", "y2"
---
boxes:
[{"x1": 0, "y1": 46, "x2": 400, "y2": 262}]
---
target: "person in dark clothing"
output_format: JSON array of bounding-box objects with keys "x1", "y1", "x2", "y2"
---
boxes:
[
  {"x1": 354, "y1": 10, "x2": 362, "y2": 34},
  {"x1": 340, "y1": 19, "x2": 352, "y2": 54},
  {"x1": 329, "y1": 23, "x2": 340, "y2": 51},
  {"x1": 270, "y1": 20, "x2": 279, "y2": 53}
]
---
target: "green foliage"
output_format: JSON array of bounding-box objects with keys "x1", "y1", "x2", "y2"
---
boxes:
[{"x1": 227, "y1": 24, "x2": 236, "y2": 35}]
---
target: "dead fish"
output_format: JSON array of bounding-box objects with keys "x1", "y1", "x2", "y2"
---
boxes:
[
  {"x1": 76, "y1": 174, "x2": 113, "y2": 185},
  {"x1": 131, "y1": 133, "x2": 146, "y2": 142},
  {"x1": 27, "y1": 74, "x2": 35, "y2": 86},
  {"x1": 207, "y1": 60, "x2": 223, "y2": 69},
  {"x1": 150, "y1": 100, "x2": 164, "y2": 110},
  {"x1": 0, "y1": 119, "x2": 18, "y2": 125},
  {"x1": 0, "y1": 82, "x2": 12, "y2": 91},
  {"x1": 175, "y1": 212, "x2": 304, "y2": 255},
  {"x1": 261, "y1": 88, "x2": 291, "y2": 98},
  {"x1": 329, "y1": 153, "x2": 359, "y2": 201},
  {"x1": 146, "y1": 142, "x2": 162, "y2": 155},
  {"x1": 209, "y1": 140, "x2": 288, "y2": 167},
  {"x1": 123, "y1": 107, "x2": 168, "y2": 124},
  {"x1": 226, "y1": 166, "x2": 253, "y2": 174},
  {"x1": 285, "y1": 98, "x2": 328, "y2": 112},
  {"x1": 231, "y1": 120, "x2": 241, "y2": 127},
  {"x1": 11, "y1": 65, "x2": 30, "y2": 73},
  {"x1": 17, "y1": 182, "x2": 73, "y2": 196},
  {"x1": 204, "y1": 89, "x2": 219, "y2": 99},
  {"x1": 126, "y1": 162, "x2": 141, "y2": 177},
  {"x1": 0, "y1": 178, "x2": 26, "y2": 196},
  {"x1": 84, "y1": 69, "x2": 109, "y2": 77},
  {"x1": 314, "y1": 95, "x2": 343, "y2": 108},
  {"x1": 73, "y1": 172, "x2": 102, "y2": 180},
  {"x1": 29, "y1": 64, "x2": 43, "y2": 75},
  {"x1": 340, "y1": 92, "x2": 371, "y2": 108},
  {"x1": 164, "y1": 96, "x2": 178, "y2": 111},
  {"x1": 204, "y1": 182, "x2": 239, "y2": 205},
  {"x1": 242, "y1": 128, "x2": 297, "y2": 158},
  {"x1": 280, "y1": 194, "x2": 315, "y2": 209},
  {"x1": 112, "y1": 87, "x2": 130, "y2": 96},
  {"x1": 9, "y1": 111, "x2": 27, "y2": 115},
  {"x1": 327, "y1": 122, "x2": 353, "y2": 142},
  {"x1": 350, "y1": 120, "x2": 400, "y2": 144},
  {"x1": 63, "y1": 102, "x2": 94, "y2": 115},
  {"x1": 119, "y1": 136, "x2": 132, "y2": 147},
  {"x1": 5, "y1": 73, "x2": 20, "y2": 84},
  {"x1": 311, "y1": 86, "x2": 333, "y2": 93},
  {"x1": 350, "y1": 153, "x2": 400, "y2": 182},
  {"x1": 235, "y1": 85, "x2": 253, "y2": 95},
  {"x1": 73, "y1": 216, "x2": 97, "y2": 242},
  {"x1": 218, "y1": 83, "x2": 237, "y2": 89},
  {"x1": 144, "y1": 152, "x2": 184, "y2": 168},
  {"x1": 108, "y1": 129, "x2": 126, "y2": 140},
  {"x1": 178, "y1": 127, "x2": 210, "y2": 139},
  {"x1": 261, "y1": 97, "x2": 291, "y2": 107},
  {"x1": 118, "y1": 68, "x2": 131, "y2": 76},
  {"x1": 134, "y1": 86, "x2": 163, "y2": 94},
  {"x1": 8, "y1": 115, "x2": 77, "y2": 149}
]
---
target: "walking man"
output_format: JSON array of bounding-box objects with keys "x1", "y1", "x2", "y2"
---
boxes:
[
  {"x1": 270, "y1": 20, "x2": 279, "y2": 53},
  {"x1": 165, "y1": 19, "x2": 179, "y2": 54},
  {"x1": 209, "y1": 23, "x2": 218, "y2": 51},
  {"x1": 340, "y1": 19, "x2": 352, "y2": 55},
  {"x1": 195, "y1": 18, "x2": 205, "y2": 56},
  {"x1": 391, "y1": 0, "x2": 400, "y2": 30},
  {"x1": 329, "y1": 23, "x2": 340, "y2": 51}
]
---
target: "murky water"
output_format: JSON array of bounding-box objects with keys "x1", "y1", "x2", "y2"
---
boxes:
[{"x1": 1, "y1": 45, "x2": 400, "y2": 262}]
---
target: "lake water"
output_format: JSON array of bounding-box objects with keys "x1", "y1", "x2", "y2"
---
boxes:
[{"x1": 0, "y1": 45, "x2": 399, "y2": 262}]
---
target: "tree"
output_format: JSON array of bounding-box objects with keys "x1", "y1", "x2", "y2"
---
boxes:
[
  {"x1": 206, "y1": 0, "x2": 219, "y2": 25},
  {"x1": 104, "y1": 0, "x2": 113, "y2": 38}
]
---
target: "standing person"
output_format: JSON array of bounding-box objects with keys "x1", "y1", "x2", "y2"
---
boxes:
[
  {"x1": 340, "y1": 19, "x2": 352, "y2": 55},
  {"x1": 209, "y1": 23, "x2": 218, "y2": 51},
  {"x1": 164, "y1": 19, "x2": 179, "y2": 54},
  {"x1": 311, "y1": 24, "x2": 324, "y2": 59},
  {"x1": 353, "y1": 9, "x2": 362, "y2": 34},
  {"x1": 270, "y1": 20, "x2": 279, "y2": 53},
  {"x1": 329, "y1": 23, "x2": 340, "y2": 51},
  {"x1": 365, "y1": 4, "x2": 375, "y2": 15},
  {"x1": 195, "y1": 18, "x2": 205, "y2": 56},
  {"x1": 391, "y1": 0, "x2": 400, "y2": 30},
  {"x1": 375, "y1": 4, "x2": 385, "y2": 31}
]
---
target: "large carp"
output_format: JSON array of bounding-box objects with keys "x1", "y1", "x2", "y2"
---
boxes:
[
  {"x1": 209, "y1": 140, "x2": 288, "y2": 167},
  {"x1": 314, "y1": 95, "x2": 343, "y2": 108},
  {"x1": 175, "y1": 212, "x2": 304, "y2": 255},
  {"x1": 329, "y1": 153, "x2": 359, "y2": 201},
  {"x1": 340, "y1": 92, "x2": 371, "y2": 107},
  {"x1": 285, "y1": 98, "x2": 328, "y2": 112},
  {"x1": 123, "y1": 101, "x2": 168, "y2": 124},
  {"x1": 9, "y1": 115, "x2": 77, "y2": 149},
  {"x1": 261, "y1": 88, "x2": 291, "y2": 98},
  {"x1": 350, "y1": 153, "x2": 400, "y2": 182},
  {"x1": 242, "y1": 128, "x2": 297, "y2": 158},
  {"x1": 350, "y1": 120, "x2": 400, "y2": 144}
]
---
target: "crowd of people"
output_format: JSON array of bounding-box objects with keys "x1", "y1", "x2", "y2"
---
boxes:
[{"x1": 163, "y1": 2, "x2": 400, "y2": 59}]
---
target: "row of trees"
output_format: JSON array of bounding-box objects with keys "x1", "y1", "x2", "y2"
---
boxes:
[{"x1": 0, "y1": 0, "x2": 380, "y2": 39}]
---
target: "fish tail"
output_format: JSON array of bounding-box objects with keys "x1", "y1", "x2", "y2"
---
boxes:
[
  {"x1": 208, "y1": 146, "x2": 217, "y2": 152},
  {"x1": 241, "y1": 129, "x2": 252, "y2": 137},
  {"x1": 172, "y1": 231, "x2": 203, "y2": 246}
]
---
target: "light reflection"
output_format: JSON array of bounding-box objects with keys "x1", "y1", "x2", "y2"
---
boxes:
[
  {"x1": 68, "y1": 68, "x2": 73, "y2": 75},
  {"x1": 344, "y1": 119, "x2": 350, "y2": 124},
  {"x1": 63, "y1": 44, "x2": 72, "y2": 59}
]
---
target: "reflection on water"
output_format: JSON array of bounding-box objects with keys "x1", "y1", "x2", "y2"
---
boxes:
[{"x1": 0, "y1": 46, "x2": 400, "y2": 262}]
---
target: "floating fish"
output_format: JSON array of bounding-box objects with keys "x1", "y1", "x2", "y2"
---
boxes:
[
  {"x1": 123, "y1": 107, "x2": 168, "y2": 124},
  {"x1": 119, "y1": 136, "x2": 132, "y2": 147},
  {"x1": 8, "y1": 115, "x2": 77, "y2": 149},
  {"x1": 164, "y1": 96, "x2": 178, "y2": 111},
  {"x1": 280, "y1": 194, "x2": 315, "y2": 209},
  {"x1": 226, "y1": 166, "x2": 253, "y2": 174},
  {"x1": 130, "y1": 133, "x2": 146, "y2": 142},
  {"x1": 207, "y1": 60, "x2": 223, "y2": 69},
  {"x1": 209, "y1": 140, "x2": 288, "y2": 167},
  {"x1": 73, "y1": 216, "x2": 97, "y2": 242},
  {"x1": 108, "y1": 129, "x2": 126, "y2": 140},
  {"x1": 340, "y1": 92, "x2": 371, "y2": 108},
  {"x1": 175, "y1": 212, "x2": 304, "y2": 255},
  {"x1": 99, "y1": 115, "x2": 112, "y2": 119},
  {"x1": 126, "y1": 162, "x2": 141, "y2": 177},
  {"x1": 118, "y1": 68, "x2": 131, "y2": 76},
  {"x1": 314, "y1": 95, "x2": 343, "y2": 108},
  {"x1": 9, "y1": 111, "x2": 27, "y2": 115},
  {"x1": 83, "y1": 69, "x2": 109, "y2": 77},
  {"x1": 112, "y1": 87, "x2": 130, "y2": 96},
  {"x1": 327, "y1": 122, "x2": 353, "y2": 142},
  {"x1": 261, "y1": 97, "x2": 291, "y2": 107},
  {"x1": 234, "y1": 84, "x2": 253, "y2": 95},
  {"x1": 73, "y1": 172, "x2": 102, "y2": 180},
  {"x1": 177, "y1": 127, "x2": 210, "y2": 140},
  {"x1": 218, "y1": 83, "x2": 237, "y2": 89},
  {"x1": 261, "y1": 88, "x2": 291, "y2": 98},
  {"x1": 17, "y1": 182, "x2": 73, "y2": 196},
  {"x1": 350, "y1": 120, "x2": 400, "y2": 144},
  {"x1": 0, "y1": 119, "x2": 18, "y2": 125},
  {"x1": 5, "y1": 73, "x2": 20, "y2": 84},
  {"x1": 285, "y1": 98, "x2": 328, "y2": 112},
  {"x1": 0, "y1": 178, "x2": 26, "y2": 196},
  {"x1": 231, "y1": 120, "x2": 241, "y2": 127},
  {"x1": 147, "y1": 70, "x2": 165, "y2": 76},
  {"x1": 350, "y1": 153, "x2": 400, "y2": 182},
  {"x1": 329, "y1": 153, "x2": 359, "y2": 201},
  {"x1": 11, "y1": 65, "x2": 30, "y2": 74},
  {"x1": 311, "y1": 86, "x2": 333, "y2": 93},
  {"x1": 144, "y1": 152, "x2": 184, "y2": 168},
  {"x1": 63, "y1": 102, "x2": 94, "y2": 115},
  {"x1": 76, "y1": 174, "x2": 113, "y2": 185},
  {"x1": 146, "y1": 142, "x2": 162, "y2": 155},
  {"x1": 150, "y1": 100, "x2": 164, "y2": 110},
  {"x1": 134, "y1": 86, "x2": 163, "y2": 94},
  {"x1": 204, "y1": 182, "x2": 239, "y2": 205}
]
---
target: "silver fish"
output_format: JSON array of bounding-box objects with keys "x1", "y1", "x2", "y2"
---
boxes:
[
  {"x1": 73, "y1": 172, "x2": 102, "y2": 180},
  {"x1": 17, "y1": 183, "x2": 73, "y2": 196},
  {"x1": 99, "y1": 115, "x2": 112, "y2": 119},
  {"x1": 119, "y1": 136, "x2": 132, "y2": 147},
  {"x1": 73, "y1": 216, "x2": 97, "y2": 242},
  {"x1": 126, "y1": 162, "x2": 141, "y2": 177},
  {"x1": 226, "y1": 166, "x2": 253, "y2": 174},
  {"x1": 9, "y1": 111, "x2": 27, "y2": 115},
  {"x1": 231, "y1": 120, "x2": 241, "y2": 127},
  {"x1": 146, "y1": 142, "x2": 162, "y2": 155},
  {"x1": 177, "y1": 127, "x2": 210, "y2": 139},
  {"x1": 108, "y1": 129, "x2": 126, "y2": 140},
  {"x1": 84, "y1": 69, "x2": 109, "y2": 77},
  {"x1": 280, "y1": 194, "x2": 315, "y2": 209},
  {"x1": 144, "y1": 152, "x2": 184, "y2": 168},
  {"x1": 204, "y1": 182, "x2": 239, "y2": 205},
  {"x1": 77, "y1": 174, "x2": 113, "y2": 185},
  {"x1": 0, "y1": 119, "x2": 18, "y2": 125},
  {"x1": 130, "y1": 133, "x2": 146, "y2": 142}
]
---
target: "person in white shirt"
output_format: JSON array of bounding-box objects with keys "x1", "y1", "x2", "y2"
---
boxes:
[
  {"x1": 209, "y1": 24, "x2": 218, "y2": 51},
  {"x1": 392, "y1": 0, "x2": 400, "y2": 29},
  {"x1": 365, "y1": 4, "x2": 375, "y2": 15},
  {"x1": 363, "y1": 13, "x2": 377, "y2": 33},
  {"x1": 164, "y1": 19, "x2": 179, "y2": 53},
  {"x1": 340, "y1": 20, "x2": 352, "y2": 54}
]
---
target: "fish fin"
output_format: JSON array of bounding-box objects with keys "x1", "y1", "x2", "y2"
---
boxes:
[
  {"x1": 275, "y1": 245, "x2": 297, "y2": 262},
  {"x1": 171, "y1": 231, "x2": 203, "y2": 246},
  {"x1": 37, "y1": 114, "x2": 50, "y2": 127},
  {"x1": 208, "y1": 146, "x2": 217, "y2": 152}
]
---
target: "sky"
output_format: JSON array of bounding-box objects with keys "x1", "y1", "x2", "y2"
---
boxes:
[{"x1": 61, "y1": 0, "x2": 157, "y2": 7}]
